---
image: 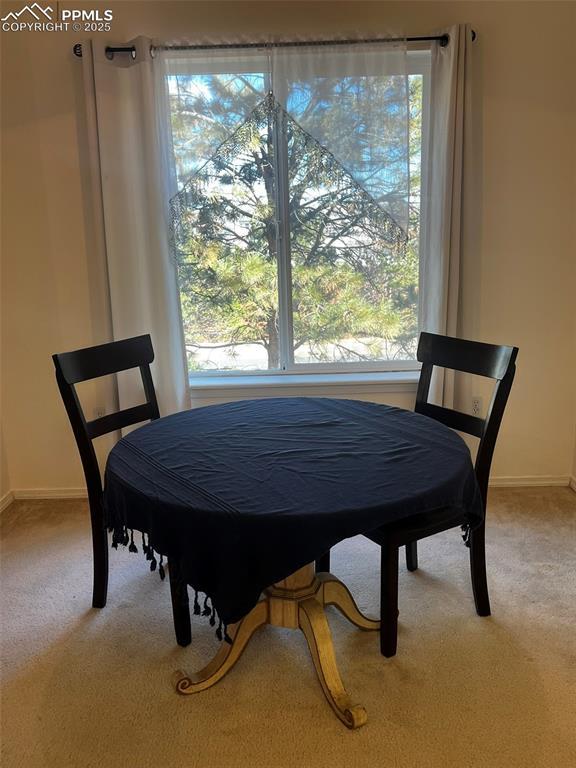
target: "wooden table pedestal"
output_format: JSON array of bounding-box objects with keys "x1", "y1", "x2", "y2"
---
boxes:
[{"x1": 173, "y1": 564, "x2": 380, "y2": 728}]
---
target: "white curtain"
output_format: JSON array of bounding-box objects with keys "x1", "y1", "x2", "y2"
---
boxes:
[
  {"x1": 81, "y1": 37, "x2": 189, "y2": 415},
  {"x1": 419, "y1": 25, "x2": 475, "y2": 403},
  {"x1": 163, "y1": 41, "x2": 410, "y2": 237},
  {"x1": 271, "y1": 42, "x2": 410, "y2": 237}
]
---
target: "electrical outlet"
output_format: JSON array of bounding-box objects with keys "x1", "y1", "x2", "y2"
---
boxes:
[
  {"x1": 472, "y1": 397, "x2": 482, "y2": 417},
  {"x1": 93, "y1": 407, "x2": 105, "y2": 419}
]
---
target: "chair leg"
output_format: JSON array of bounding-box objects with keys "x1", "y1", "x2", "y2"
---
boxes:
[
  {"x1": 405, "y1": 541, "x2": 418, "y2": 572},
  {"x1": 380, "y1": 543, "x2": 399, "y2": 657},
  {"x1": 168, "y1": 557, "x2": 192, "y2": 647},
  {"x1": 469, "y1": 522, "x2": 491, "y2": 616},
  {"x1": 91, "y1": 520, "x2": 109, "y2": 609},
  {"x1": 316, "y1": 550, "x2": 331, "y2": 573}
]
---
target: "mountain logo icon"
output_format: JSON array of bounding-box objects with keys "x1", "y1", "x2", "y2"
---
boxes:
[{"x1": 1, "y1": 4, "x2": 53, "y2": 22}]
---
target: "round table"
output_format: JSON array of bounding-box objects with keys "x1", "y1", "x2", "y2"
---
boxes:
[{"x1": 104, "y1": 397, "x2": 481, "y2": 728}]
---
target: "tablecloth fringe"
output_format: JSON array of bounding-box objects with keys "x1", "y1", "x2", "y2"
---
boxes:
[{"x1": 110, "y1": 524, "x2": 232, "y2": 644}]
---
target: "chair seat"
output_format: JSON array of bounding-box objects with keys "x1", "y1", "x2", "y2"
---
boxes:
[{"x1": 364, "y1": 506, "x2": 466, "y2": 547}]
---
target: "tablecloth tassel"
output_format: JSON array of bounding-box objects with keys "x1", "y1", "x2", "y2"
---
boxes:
[
  {"x1": 158, "y1": 555, "x2": 166, "y2": 581},
  {"x1": 209, "y1": 606, "x2": 216, "y2": 627},
  {"x1": 144, "y1": 533, "x2": 153, "y2": 561},
  {"x1": 461, "y1": 524, "x2": 471, "y2": 548},
  {"x1": 149, "y1": 553, "x2": 157, "y2": 572},
  {"x1": 128, "y1": 529, "x2": 138, "y2": 554},
  {"x1": 216, "y1": 617, "x2": 223, "y2": 641},
  {"x1": 193, "y1": 591, "x2": 201, "y2": 615},
  {"x1": 223, "y1": 626, "x2": 233, "y2": 645},
  {"x1": 202, "y1": 595, "x2": 211, "y2": 617},
  {"x1": 111, "y1": 524, "x2": 126, "y2": 549}
]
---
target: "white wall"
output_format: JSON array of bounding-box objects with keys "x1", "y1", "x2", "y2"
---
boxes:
[
  {"x1": 0, "y1": 422, "x2": 10, "y2": 501},
  {"x1": 1, "y1": 1, "x2": 575, "y2": 494},
  {"x1": 573, "y1": 309, "x2": 576, "y2": 486}
]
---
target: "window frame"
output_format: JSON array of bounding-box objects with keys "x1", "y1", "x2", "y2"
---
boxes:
[{"x1": 165, "y1": 45, "x2": 432, "y2": 380}]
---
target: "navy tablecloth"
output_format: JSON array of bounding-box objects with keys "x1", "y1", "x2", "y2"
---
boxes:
[{"x1": 104, "y1": 397, "x2": 482, "y2": 627}]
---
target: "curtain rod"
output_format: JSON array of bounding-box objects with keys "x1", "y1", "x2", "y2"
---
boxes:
[
  {"x1": 73, "y1": 32, "x2": 476, "y2": 59},
  {"x1": 157, "y1": 34, "x2": 453, "y2": 50}
]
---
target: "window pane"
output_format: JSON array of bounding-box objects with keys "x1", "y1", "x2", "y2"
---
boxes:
[
  {"x1": 169, "y1": 77, "x2": 282, "y2": 372},
  {"x1": 167, "y1": 71, "x2": 266, "y2": 185},
  {"x1": 167, "y1": 56, "x2": 425, "y2": 374},
  {"x1": 288, "y1": 74, "x2": 422, "y2": 365}
]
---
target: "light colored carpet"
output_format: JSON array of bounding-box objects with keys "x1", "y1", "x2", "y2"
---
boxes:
[{"x1": 1, "y1": 488, "x2": 575, "y2": 768}]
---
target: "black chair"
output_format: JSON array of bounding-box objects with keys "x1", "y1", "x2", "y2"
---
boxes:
[
  {"x1": 316, "y1": 332, "x2": 518, "y2": 657},
  {"x1": 53, "y1": 334, "x2": 191, "y2": 646}
]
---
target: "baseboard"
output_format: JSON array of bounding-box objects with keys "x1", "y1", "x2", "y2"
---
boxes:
[
  {"x1": 489, "y1": 475, "x2": 570, "y2": 488},
  {"x1": 0, "y1": 488, "x2": 87, "y2": 514},
  {"x1": 12, "y1": 488, "x2": 88, "y2": 501},
  {"x1": 0, "y1": 491, "x2": 15, "y2": 513},
  {"x1": 0, "y1": 477, "x2": 572, "y2": 511}
]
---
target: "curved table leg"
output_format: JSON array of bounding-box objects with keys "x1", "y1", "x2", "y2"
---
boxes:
[
  {"x1": 174, "y1": 600, "x2": 268, "y2": 694},
  {"x1": 317, "y1": 573, "x2": 380, "y2": 631},
  {"x1": 298, "y1": 597, "x2": 367, "y2": 730}
]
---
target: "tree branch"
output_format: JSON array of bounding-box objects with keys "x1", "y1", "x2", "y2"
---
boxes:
[{"x1": 187, "y1": 341, "x2": 266, "y2": 350}]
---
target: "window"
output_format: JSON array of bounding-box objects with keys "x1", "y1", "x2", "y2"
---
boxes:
[{"x1": 164, "y1": 46, "x2": 430, "y2": 376}]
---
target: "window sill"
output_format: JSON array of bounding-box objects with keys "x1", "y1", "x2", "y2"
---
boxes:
[{"x1": 189, "y1": 370, "x2": 420, "y2": 398}]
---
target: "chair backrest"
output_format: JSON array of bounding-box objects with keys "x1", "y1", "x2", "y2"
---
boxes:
[
  {"x1": 415, "y1": 332, "x2": 518, "y2": 508},
  {"x1": 53, "y1": 335, "x2": 160, "y2": 508}
]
